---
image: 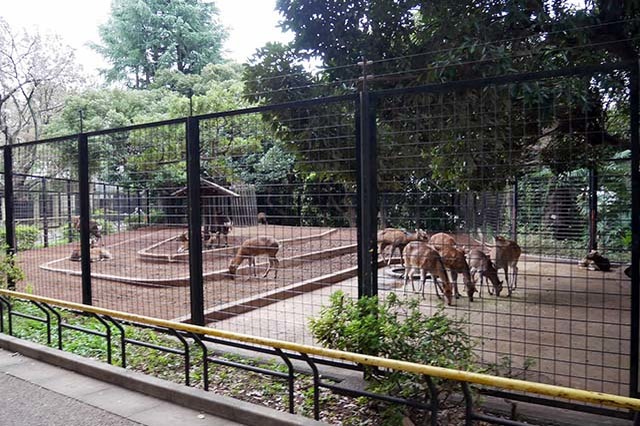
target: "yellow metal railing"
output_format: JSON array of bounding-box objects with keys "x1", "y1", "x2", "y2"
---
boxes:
[{"x1": 1, "y1": 288, "x2": 639, "y2": 412}]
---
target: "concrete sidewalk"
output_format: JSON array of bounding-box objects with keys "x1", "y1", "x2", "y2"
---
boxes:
[{"x1": 0, "y1": 335, "x2": 324, "y2": 426}]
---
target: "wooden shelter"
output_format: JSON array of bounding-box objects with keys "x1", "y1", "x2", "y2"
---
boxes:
[{"x1": 170, "y1": 178, "x2": 257, "y2": 228}]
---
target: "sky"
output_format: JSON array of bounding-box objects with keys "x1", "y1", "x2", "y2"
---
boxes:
[{"x1": 0, "y1": 0, "x2": 293, "y2": 79}]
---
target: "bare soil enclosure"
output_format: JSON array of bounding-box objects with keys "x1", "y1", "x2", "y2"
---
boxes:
[{"x1": 17, "y1": 225, "x2": 357, "y2": 320}]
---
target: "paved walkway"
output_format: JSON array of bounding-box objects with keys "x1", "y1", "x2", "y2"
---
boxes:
[
  {"x1": 0, "y1": 348, "x2": 240, "y2": 426},
  {"x1": 0, "y1": 336, "x2": 323, "y2": 426}
]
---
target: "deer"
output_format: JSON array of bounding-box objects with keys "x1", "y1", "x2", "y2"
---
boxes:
[
  {"x1": 428, "y1": 232, "x2": 457, "y2": 251},
  {"x1": 427, "y1": 232, "x2": 476, "y2": 301},
  {"x1": 377, "y1": 228, "x2": 429, "y2": 266},
  {"x1": 258, "y1": 212, "x2": 268, "y2": 225},
  {"x1": 204, "y1": 210, "x2": 233, "y2": 249},
  {"x1": 176, "y1": 231, "x2": 189, "y2": 253},
  {"x1": 402, "y1": 241, "x2": 454, "y2": 306},
  {"x1": 71, "y1": 215, "x2": 102, "y2": 247},
  {"x1": 490, "y1": 236, "x2": 522, "y2": 297},
  {"x1": 438, "y1": 244, "x2": 477, "y2": 302},
  {"x1": 467, "y1": 249, "x2": 503, "y2": 297},
  {"x1": 579, "y1": 250, "x2": 611, "y2": 272},
  {"x1": 228, "y1": 236, "x2": 280, "y2": 279},
  {"x1": 69, "y1": 247, "x2": 113, "y2": 262}
]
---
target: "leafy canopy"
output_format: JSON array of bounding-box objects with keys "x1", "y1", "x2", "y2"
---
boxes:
[{"x1": 95, "y1": 0, "x2": 227, "y2": 88}]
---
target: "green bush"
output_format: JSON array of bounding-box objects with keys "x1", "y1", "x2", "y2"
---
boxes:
[
  {"x1": 0, "y1": 225, "x2": 40, "y2": 251},
  {"x1": 148, "y1": 208, "x2": 165, "y2": 224},
  {"x1": 309, "y1": 291, "x2": 477, "y2": 424}
]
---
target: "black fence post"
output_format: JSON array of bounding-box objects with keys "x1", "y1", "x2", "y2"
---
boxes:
[
  {"x1": 511, "y1": 177, "x2": 518, "y2": 241},
  {"x1": 186, "y1": 116, "x2": 204, "y2": 325},
  {"x1": 356, "y1": 60, "x2": 378, "y2": 299},
  {"x1": 78, "y1": 133, "x2": 92, "y2": 305},
  {"x1": 66, "y1": 179, "x2": 73, "y2": 243},
  {"x1": 588, "y1": 165, "x2": 598, "y2": 251},
  {"x1": 145, "y1": 189, "x2": 150, "y2": 225},
  {"x1": 630, "y1": 62, "x2": 639, "y2": 398},
  {"x1": 3, "y1": 146, "x2": 16, "y2": 290},
  {"x1": 41, "y1": 177, "x2": 48, "y2": 248}
]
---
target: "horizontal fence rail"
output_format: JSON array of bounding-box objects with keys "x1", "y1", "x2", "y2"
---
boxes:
[
  {"x1": 1, "y1": 289, "x2": 639, "y2": 425},
  {"x1": 0, "y1": 61, "x2": 637, "y2": 422}
]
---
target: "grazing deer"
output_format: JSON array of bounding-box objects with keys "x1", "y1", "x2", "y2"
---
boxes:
[
  {"x1": 490, "y1": 236, "x2": 522, "y2": 297},
  {"x1": 204, "y1": 210, "x2": 233, "y2": 248},
  {"x1": 69, "y1": 247, "x2": 113, "y2": 262},
  {"x1": 429, "y1": 232, "x2": 457, "y2": 251},
  {"x1": 625, "y1": 265, "x2": 632, "y2": 278},
  {"x1": 467, "y1": 249, "x2": 503, "y2": 297},
  {"x1": 438, "y1": 244, "x2": 477, "y2": 301},
  {"x1": 377, "y1": 228, "x2": 429, "y2": 266},
  {"x1": 176, "y1": 231, "x2": 189, "y2": 253},
  {"x1": 228, "y1": 236, "x2": 280, "y2": 279},
  {"x1": 428, "y1": 232, "x2": 476, "y2": 300},
  {"x1": 71, "y1": 215, "x2": 102, "y2": 247},
  {"x1": 258, "y1": 212, "x2": 268, "y2": 225},
  {"x1": 579, "y1": 250, "x2": 611, "y2": 272},
  {"x1": 402, "y1": 241, "x2": 453, "y2": 305}
]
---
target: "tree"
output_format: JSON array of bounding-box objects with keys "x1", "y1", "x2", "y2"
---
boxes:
[
  {"x1": 95, "y1": 0, "x2": 227, "y2": 88},
  {"x1": 244, "y1": 0, "x2": 639, "y2": 193},
  {"x1": 0, "y1": 18, "x2": 80, "y2": 145}
]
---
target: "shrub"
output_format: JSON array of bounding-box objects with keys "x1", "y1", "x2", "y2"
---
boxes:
[
  {"x1": 148, "y1": 208, "x2": 165, "y2": 224},
  {"x1": 309, "y1": 291, "x2": 478, "y2": 424},
  {"x1": 0, "y1": 225, "x2": 40, "y2": 251}
]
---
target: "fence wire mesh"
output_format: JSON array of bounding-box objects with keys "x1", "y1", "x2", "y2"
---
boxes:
[{"x1": 1, "y1": 63, "x2": 636, "y2": 401}]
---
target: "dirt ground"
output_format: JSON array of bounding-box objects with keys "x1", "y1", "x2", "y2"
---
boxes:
[
  {"x1": 15, "y1": 227, "x2": 632, "y2": 396},
  {"x1": 17, "y1": 225, "x2": 357, "y2": 320}
]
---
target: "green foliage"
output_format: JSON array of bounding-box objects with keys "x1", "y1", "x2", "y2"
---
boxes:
[
  {"x1": 94, "y1": 0, "x2": 227, "y2": 88},
  {"x1": 0, "y1": 251, "x2": 26, "y2": 289},
  {"x1": 0, "y1": 225, "x2": 40, "y2": 251},
  {"x1": 309, "y1": 291, "x2": 477, "y2": 422},
  {"x1": 246, "y1": 0, "x2": 637, "y2": 193}
]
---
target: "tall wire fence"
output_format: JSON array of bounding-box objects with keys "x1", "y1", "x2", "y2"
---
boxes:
[{"x1": 0, "y1": 60, "x2": 637, "y2": 403}]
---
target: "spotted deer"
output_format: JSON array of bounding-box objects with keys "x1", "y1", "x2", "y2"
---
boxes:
[
  {"x1": 490, "y1": 236, "x2": 522, "y2": 297},
  {"x1": 228, "y1": 236, "x2": 280, "y2": 279},
  {"x1": 402, "y1": 241, "x2": 453, "y2": 305},
  {"x1": 377, "y1": 228, "x2": 429, "y2": 266}
]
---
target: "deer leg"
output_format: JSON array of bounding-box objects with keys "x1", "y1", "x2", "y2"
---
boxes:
[
  {"x1": 433, "y1": 275, "x2": 442, "y2": 300},
  {"x1": 419, "y1": 269, "x2": 427, "y2": 297},
  {"x1": 504, "y1": 267, "x2": 512, "y2": 297},
  {"x1": 403, "y1": 267, "x2": 412, "y2": 295},
  {"x1": 512, "y1": 265, "x2": 518, "y2": 291},
  {"x1": 451, "y1": 271, "x2": 461, "y2": 299},
  {"x1": 272, "y1": 258, "x2": 279, "y2": 279},
  {"x1": 387, "y1": 245, "x2": 396, "y2": 267},
  {"x1": 379, "y1": 243, "x2": 388, "y2": 265},
  {"x1": 262, "y1": 258, "x2": 271, "y2": 278}
]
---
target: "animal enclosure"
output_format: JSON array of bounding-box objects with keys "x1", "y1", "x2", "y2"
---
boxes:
[{"x1": 0, "y1": 62, "x2": 637, "y2": 406}]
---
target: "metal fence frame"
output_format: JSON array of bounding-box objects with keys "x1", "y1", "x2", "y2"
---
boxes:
[{"x1": 1, "y1": 62, "x2": 638, "y2": 404}]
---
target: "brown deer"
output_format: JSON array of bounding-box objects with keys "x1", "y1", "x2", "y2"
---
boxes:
[
  {"x1": 377, "y1": 228, "x2": 429, "y2": 266},
  {"x1": 428, "y1": 232, "x2": 456, "y2": 251},
  {"x1": 490, "y1": 236, "x2": 522, "y2": 297},
  {"x1": 71, "y1": 215, "x2": 102, "y2": 246},
  {"x1": 69, "y1": 247, "x2": 113, "y2": 262},
  {"x1": 228, "y1": 236, "x2": 280, "y2": 279},
  {"x1": 438, "y1": 244, "x2": 477, "y2": 301},
  {"x1": 579, "y1": 250, "x2": 611, "y2": 272},
  {"x1": 467, "y1": 249, "x2": 503, "y2": 297},
  {"x1": 257, "y1": 212, "x2": 268, "y2": 225},
  {"x1": 204, "y1": 210, "x2": 233, "y2": 248},
  {"x1": 402, "y1": 241, "x2": 453, "y2": 305},
  {"x1": 176, "y1": 231, "x2": 189, "y2": 253},
  {"x1": 428, "y1": 232, "x2": 476, "y2": 300}
]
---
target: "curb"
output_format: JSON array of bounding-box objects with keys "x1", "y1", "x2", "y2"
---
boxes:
[{"x1": 0, "y1": 334, "x2": 325, "y2": 426}]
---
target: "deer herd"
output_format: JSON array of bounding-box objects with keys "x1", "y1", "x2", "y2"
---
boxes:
[{"x1": 379, "y1": 228, "x2": 522, "y2": 306}]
